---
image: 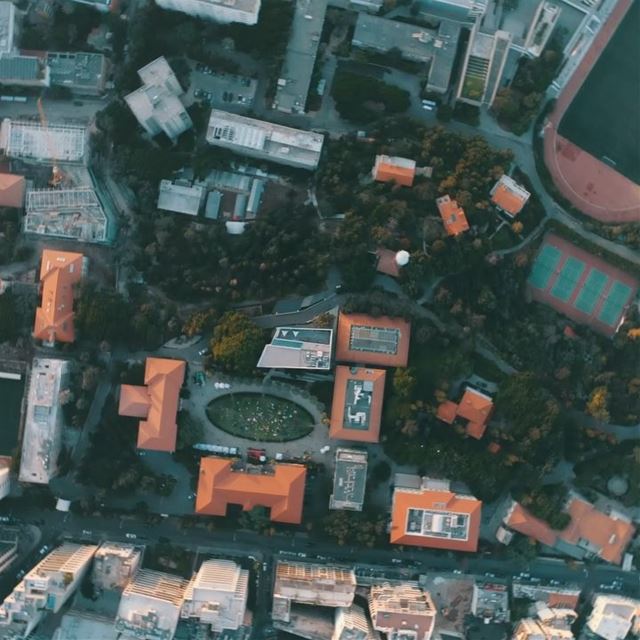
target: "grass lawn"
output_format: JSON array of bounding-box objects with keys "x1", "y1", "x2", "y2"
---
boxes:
[
  {"x1": 206, "y1": 392, "x2": 314, "y2": 442},
  {"x1": 461, "y1": 73, "x2": 485, "y2": 101}
]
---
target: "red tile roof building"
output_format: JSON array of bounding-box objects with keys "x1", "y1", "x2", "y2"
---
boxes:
[
  {"x1": 503, "y1": 494, "x2": 635, "y2": 565},
  {"x1": 195, "y1": 457, "x2": 306, "y2": 524},
  {"x1": 390, "y1": 476, "x2": 481, "y2": 552},
  {"x1": 33, "y1": 250, "x2": 85, "y2": 345},
  {"x1": 437, "y1": 194, "x2": 469, "y2": 236},
  {"x1": 375, "y1": 248, "x2": 401, "y2": 278},
  {"x1": 335, "y1": 312, "x2": 411, "y2": 368},
  {"x1": 329, "y1": 366, "x2": 386, "y2": 443},
  {"x1": 436, "y1": 387, "x2": 494, "y2": 439},
  {"x1": 490, "y1": 174, "x2": 530, "y2": 217},
  {"x1": 0, "y1": 173, "x2": 26, "y2": 209},
  {"x1": 372, "y1": 155, "x2": 416, "y2": 187},
  {"x1": 119, "y1": 357, "x2": 186, "y2": 452}
]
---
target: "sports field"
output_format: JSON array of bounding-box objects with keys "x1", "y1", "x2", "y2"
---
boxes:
[
  {"x1": 528, "y1": 234, "x2": 639, "y2": 336},
  {"x1": 558, "y1": 0, "x2": 640, "y2": 185}
]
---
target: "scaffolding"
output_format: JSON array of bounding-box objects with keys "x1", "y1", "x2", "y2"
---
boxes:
[
  {"x1": 25, "y1": 187, "x2": 107, "y2": 242},
  {"x1": 1, "y1": 119, "x2": 86, "y2": 163}
]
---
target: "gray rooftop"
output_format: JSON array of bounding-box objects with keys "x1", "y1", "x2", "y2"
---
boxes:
[
  {"x1": 0, "y1": 55, "x2": 43, "y2": 82},
  {"x1": 330, "y1": 448, "x2": 368, "y2": 511},
  {"x1": 353, "y1": 14, "x2": 438, "y2": 63},
  {"x1": 257, "y1": 326, "x2": 333, "y2": 370},
  {"x1": 274, "y1": 0, "x2": 328, "y2": 114},
  {"x1": 0, "y1": 1, "x2": 16, "y2": 55},
  {"x1": 427, "y1": 19, "x2": 461, "y2": 93},
  {"x1": 47, "y1": 52, "x2": 107, "y2": 94},
  {"x1": 157, "y1": 179, "x2": 205, "y2": 215}
]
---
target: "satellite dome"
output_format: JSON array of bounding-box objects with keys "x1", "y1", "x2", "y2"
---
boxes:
[{"x1": 395, "y1": 250, "x2": 410, "y2": 266}]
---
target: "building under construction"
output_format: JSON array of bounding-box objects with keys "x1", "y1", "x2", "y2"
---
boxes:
[
  {"x1": 0, "y1": 118, "x2": 87, "y2": 163},
  {"x1": 24, "y1": 187, "x2": 108, "y2": 243}
]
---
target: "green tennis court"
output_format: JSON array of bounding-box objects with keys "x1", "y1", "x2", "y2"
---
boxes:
[
  {"x1": 575, "y1": 268, "x2": 609, "y2": 314},
  {"x1": 529, "y1": 244, "x2": 562, "y2": 290},
  {"x1": 550, "y1": 256, "x2": 586, "y2": 302},
  {"x1": 598, "y1": 281, "x2": 633, "y2": 326}
]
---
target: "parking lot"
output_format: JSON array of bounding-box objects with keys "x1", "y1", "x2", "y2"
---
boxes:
[{"x1": 189, "y1": 64, "x2": 257, "y2": 110}]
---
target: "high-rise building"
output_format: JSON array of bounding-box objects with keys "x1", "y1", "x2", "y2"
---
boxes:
[
  {"x1": 115, "y1": 569, "x2": 189, "y2": 640},
  {"x1": 154, "y1": 0, "x2": 260, "y2": 24},
  {"x1": 368, "y1": 583, "x2": 436, "y2": 640},
  {"x1": 181, "y1": 559, "x2": 249, "y2": 632},
  {"x1": 124, "y1": 57, "x2": 192, "y2": 142},
  {"x1": 0, "y1": 544, "x2": 98, "y2": 638},
  {"x1": 333, "y1": 605, "x2": 377, "y2": 640},
  {"x1": 92, "y1": 543, "x2": 142, "y2": 591}
]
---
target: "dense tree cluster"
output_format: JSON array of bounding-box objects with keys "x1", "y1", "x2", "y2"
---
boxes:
[
  {"x1": 0, "y1": 292, "x2": 18, "y2": 343},
  {"x1": 331, "y1": 71, "x2": 411, "y2": 123},
  {"x1": 322, "y1": 510, "x2": 387, "y2": 547},
  {"x1": 210, "y1": 311, "x2": 265, "y2": 375},
  {"x1": 492, "y1": 41, "x2": 563, "y2": 134}
]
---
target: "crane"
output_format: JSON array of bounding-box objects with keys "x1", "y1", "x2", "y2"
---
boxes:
[{"x1": 37, "y1": 97, "x2": 64, "y2": 187}]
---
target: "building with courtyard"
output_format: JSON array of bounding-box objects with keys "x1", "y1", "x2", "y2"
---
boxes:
[
  {"x1": 257, "y1": 326, "x2": 333, "y2": 370},
  {"x1": 390, "y1": 475, "x2": 482, "y2": 552},
  {"x1": 118, "y1": 357, "x2": 186, "y2": 453},
  {"x1": 195, "y1": 457, "x2": 306, "y2": 524},
  {"x1": 329, "y1": 366, "x2": 386, "y2": 443},
  {"x1": 335, "y1": 312, "x2": 411, "y2": 368}
]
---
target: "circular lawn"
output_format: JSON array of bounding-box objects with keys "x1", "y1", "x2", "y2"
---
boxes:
[{"x1": 206, "y1": 392, "x2": 315, "y2": 442}]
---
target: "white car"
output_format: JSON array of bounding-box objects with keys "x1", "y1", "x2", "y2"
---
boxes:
[{"x1": 125, "y1": 533, "x2": 137, "y2": 540}]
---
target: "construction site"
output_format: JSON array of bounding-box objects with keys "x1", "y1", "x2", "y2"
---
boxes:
[{"x1": 24, "y1": 187, "x2": 108, "y2": 243}]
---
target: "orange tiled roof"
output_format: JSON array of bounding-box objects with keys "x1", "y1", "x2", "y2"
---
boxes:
[
  {"x1": 561, "y1": 496, "x2": 635, "y2": 564},
  {"x1": 0, "y1": 173, "x2": 26, "y2": 209},
  {"x1": 33, "y1": 250, "x2": 84, "y2": 344},
  {"x1": 195, "y1": 457, "x2": 306, "y2": 524},
  {"x1": 335, "y1": 312, "x2": 411, "y2": 368},
  {"x1": 505, "y1": 497, "x2": 635, "y2": 564},
  {"x1": 436, "y1": 388, "x2": 494, "y2": 439},
  {"x1": 490, "y1": 175, "x2": 530, "y2": 217},
  {"x1": 119, "y1": 357, "x2": 186, "y2": 452},
  {"x1": 372, "y1": 155, "x2": 416, "y2": 187},
  {"x1": 547, "y1": 592, "x2": 580, "y2": 610},
  {"x1": 329, "y1": 365, "x2": 386, "y2": 443},
  {"x1": 390, "y1": 486, "x2": 481, "y2": 551},
  {"x1": 437, "y1": 195, "x2": 469, "y2": 236}
]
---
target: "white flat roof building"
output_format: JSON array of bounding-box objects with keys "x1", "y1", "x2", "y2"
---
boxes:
[
  {"x1": 0, "y1": 119, "x2": 87, "y2": 163},
  {"x1": 181, "y1": 559, "x2": 248, "y2": 632},
  {"x1": 125, "y1": 57, "x2": 192, "y2": 142},
  {"x1": 25, "y1": 187, "x2": 108, "y2": 243},
  {"x1": 273, "y1": 561, "x2": 356, "y2": 623},
  {"x1": 0, "y1": 544, "x2": 98, "y2": 639},
  {"x1": 329, "y1": 448, "x2": 368, "y2": 512},
  {"x1": 19, "y1": 358, "x2": 69, "y2": 485},
  {"x1": 257, "y1": 327, "x2": 333, "y2": 370},
  {"x1": 116, "y1": 569, "x2": 189, "y2": 640},
  {"x1": 154, "y1": 0, "x2": 260, "y2": 24},
  {"x1": 587, "y1": 596, "x2": 640, "y2": 640},
  {"x1": 157, "y1": 179, "x2": 205, "y2": 216},
  {"x1": 93, "y1": 543, "x2": 142, "y2": 591},
  {"x1": 0, "y1": 2, "x2": 17, "y2": 55},
  {"x1": 206, "y1": 110, "x2": 324, "y2": 170}
]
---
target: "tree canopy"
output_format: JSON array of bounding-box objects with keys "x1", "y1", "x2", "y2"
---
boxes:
[{"x1": 210, "y1": 312, "x2": 264, "y2": 375}]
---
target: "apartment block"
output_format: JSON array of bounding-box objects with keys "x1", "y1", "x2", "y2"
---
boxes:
[
  {"x1": 587, "y1": 595, "x2": 640, "y2": 640},
  {"x1": 333, "y1": 604, "x2": 377, "y2": 640},
  {"x1": 0, "y1": 1, "x2": 18, "y2": 55},
  {"x1": 0, "y1": 544, "x2": 97, "y2": 638},
  {"x1": 181, "y1": 559, "x2": 249, "y2": 632},
  {"x1": 329, "y1": 448, "x2": 368, "y2": 511},
  {"x1": 368, "y1": 583, "x2": 436, "y2": 640},
  {"x1": 19, "y1": 358, "x2": 70, "y2": 485},
  {"x1": 125, "y1": 57, "x2": 192, "y2": 142},
  {"x1": 272, "y1": 561, "x2": 356, "y2": 623},
  {"x1": 92, "y1": 543, "x2": 142, "y2": 591},
  {"x1": 115, "y1": 569, "x2": 189, "y2": 640}
]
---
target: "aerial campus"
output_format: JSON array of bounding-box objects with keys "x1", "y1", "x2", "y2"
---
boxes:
[{"x1": 0, "y1": 0, "x2": 639, "y2": 639}]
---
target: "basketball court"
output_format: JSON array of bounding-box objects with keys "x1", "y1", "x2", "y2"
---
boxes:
[{"x1": 527, "y1": 233, "x2": 639, "y2": 336}]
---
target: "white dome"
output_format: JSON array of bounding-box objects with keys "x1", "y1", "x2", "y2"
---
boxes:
[{"x1": 395, "y1": 250, "x2": 410, "y2": 266}]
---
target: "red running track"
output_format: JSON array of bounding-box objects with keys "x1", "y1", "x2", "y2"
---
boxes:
[{"x1": 544, "y1": 0, "x2": 640, "y2": 224}]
